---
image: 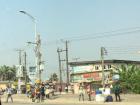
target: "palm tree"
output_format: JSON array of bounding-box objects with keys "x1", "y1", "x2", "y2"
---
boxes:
[{"x1": 0, "y1": 65, "x2": 16, "y2": 81}]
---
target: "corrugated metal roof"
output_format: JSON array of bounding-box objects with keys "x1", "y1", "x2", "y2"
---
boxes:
[{"x1": 69, "y1": 59, "x2": 140, "y2": 66}]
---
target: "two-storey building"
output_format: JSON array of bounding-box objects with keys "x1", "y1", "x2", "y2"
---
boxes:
[{"x1": 69, "y1": 60, "x2": 140, "y2": 93}]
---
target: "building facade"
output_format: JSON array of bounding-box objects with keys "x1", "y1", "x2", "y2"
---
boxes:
[{"x1": 69, "y1": 60, "x2": 140, "y2": 93}]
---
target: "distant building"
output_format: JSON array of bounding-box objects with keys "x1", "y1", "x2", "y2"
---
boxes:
[
  {"x1": 69, "y1": 60, "x2": 140, "y2": 94},
  {"x1": 0, "y1": 81, "x2": 15, "y2": 89}
]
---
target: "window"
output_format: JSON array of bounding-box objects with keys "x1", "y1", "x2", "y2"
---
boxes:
[
  {"x1": 95, "y1": 66, "x2": 99, "y2": 70},
  {"x1": 104, "y1": 65, "x2": 106, "y2": 69},
  {"x1": 108, "y1": 65, "x2": 111, "y2": 69}
]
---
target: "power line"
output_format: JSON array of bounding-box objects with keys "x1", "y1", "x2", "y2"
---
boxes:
[
  {"x1": 61, "y1": 27, "x2": 140, "y2": 40},
  {"x1": 69, "y1": 29, "x2": 140, "y2": 42},
  {"x1": 43, "y1": 27, "x2": 140, "y2": 46}
]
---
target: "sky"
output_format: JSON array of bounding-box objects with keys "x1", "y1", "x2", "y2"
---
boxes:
[{"x1": 1, "y1": 0, "x2": 140, "y2": 80}]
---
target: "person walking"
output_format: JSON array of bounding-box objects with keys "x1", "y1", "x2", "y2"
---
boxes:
[
  {"x1": 86, "y1": 85, "x2": 91, "y2": 101},
  {"x1": 59, "y1": 87, "x2": 62, "y2": 95},
  {"x1": 40, "y1": 84, "x2": 45, "y2": 102},
  {"x1": 35, "y1": 85, "x2": 40, "y2": 103},
  {"x1": 6, "y1": 85, "x2": 13, "y2": 103},
  {"x1": 0, "y1": 88, "x2": 3, "y2": 105},
  {"x1": 113, "y1": 82, "x2": 121, "y2": 102},
  {"x1": 65, "y1": 85, "x2": 68, "y2": 93},
  {"x1": 78, "y1": 83, "x2": 84, "y2": 101},
  {"x1": 45, "y1": 87, "x2": 50, "y2": 99}
]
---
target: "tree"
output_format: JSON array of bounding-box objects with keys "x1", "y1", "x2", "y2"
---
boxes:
[
  {"x1": 0, "y1": 65, "x2": 16, "y2": 81},
  {"x1": 49, "y1": 73, "x2": 58, "y2": 82},
  {"x1": 118, "y1": 64, "x2": 140, "y2": 94}
]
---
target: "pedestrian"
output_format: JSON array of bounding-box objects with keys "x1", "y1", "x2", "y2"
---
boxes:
[
  {"x1": 45, "y1": 87, "x2": 50, "y2": 99},
  {"x1": 71, "y1": 86, "x2": 74, "y2": 94},
  {"x1": 40, "y1": 84, "x2": 45, "y2": 102},
  {"x1": 113, "y1": 82, "x2": 121, "y2": 102},
  {"x1": 86, "y1": 85, "x2": 91, "y2": 101},
  {"x1": 65, "y1": 85, "x2": 68, "y2": 93},
  {"x1": 0, "y1": 88, "x2": 3, "y2": 105},
  {"x1": 35, "y1": 85, "x2": 40, "y2": 103},
  {"x1": 59, "y1": 87, "x2": 62, "y2": 94},
  {"x1": 6, "y1": 85, "x2": 13, "y2": 103},
  {"x1": 78, "y1": 83, "x2": 84, "y2": 101}
]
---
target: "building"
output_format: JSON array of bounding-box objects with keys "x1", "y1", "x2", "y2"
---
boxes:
[
  {"x1": 0, "y1": 81, "x2": 15, "y2": 89},
  {"x1": 69, "y1": 60, "x2": 140, "y2": 94}
]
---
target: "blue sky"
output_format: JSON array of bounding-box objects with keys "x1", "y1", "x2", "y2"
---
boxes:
[{"x1": 1, "y1": 0, "x2": 140, "y2": 80}]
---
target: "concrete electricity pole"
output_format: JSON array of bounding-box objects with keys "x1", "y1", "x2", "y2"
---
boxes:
[
  {"x1": 24, "y1": 51, "x2": 27, "y2": 85},
  {"x1": 60, "y1": 40, "x2": 70, "y2": 85},
  {"x1": 57, "y1": 48, "x2": 63, "y2": 89},
  {"x1": 15, "y1": 49, "x2": 24, "y2": 93},
  {"x1": 35, "y1": 34, "x2": 42, "y2": 81},
  {"x1": 65, "y1": 40, "x2": 69, "y2": 85},
  {"x1": 101, "y1": 47, "x2": 107, "y2": 88},
  {"x1": 16, "y1": 49, "x2": 23, "y2": 65}
]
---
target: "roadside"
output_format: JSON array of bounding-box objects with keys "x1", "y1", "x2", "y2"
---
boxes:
[{"x1": 0, "y1": 93, "x2": 140, "y2": 105}]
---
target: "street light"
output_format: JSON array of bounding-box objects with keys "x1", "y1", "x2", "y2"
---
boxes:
[
  {"x1": 19, "y1": 11, "x2": 37, "y2": 39},
  {"x1": 27, "y1": 41, "x2": 37, "y2": 45},
  {"x1": 19, "y1": 10, "x2": 42, "y2": 81}
]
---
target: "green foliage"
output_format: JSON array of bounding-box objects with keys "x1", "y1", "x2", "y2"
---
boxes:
[
  {"x1": 49, "y1": 73, "x2": 58, "y2": 82},
  {"x1": 0, "y1": 65, "x2": 16, "y2": 81},
  {"x1": 118, "y1": 64, "x2": 140, "y2": 94}
]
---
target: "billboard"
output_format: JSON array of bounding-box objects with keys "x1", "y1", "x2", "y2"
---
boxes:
[
  {"x1": 72, "y1": 65, "x2": 94, "y2": 73},
  {"x1": 29, "y1": 66, "x2": 36, "y2": 72},
  {"x1": 83, "y1": 72, "x2": 101, "y2": 81}
]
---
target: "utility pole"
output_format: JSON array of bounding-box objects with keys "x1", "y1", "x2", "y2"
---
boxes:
[
  {"x1": 101, "y1": 47, "x2": 105, "y2": 88},
  {"x1": 57, "y1": 48, "x2": 62, "y2": 89},
  {"x1": 35, "y1": 34, "x2": 42, "y2": 81},
  {"x1": 16, "y1": 49, "x2": 24, "y2": 94},
  {"x1": 65, "y1": 40, "x2": 69, "y2": 85},
  {"x1": 19, "y1": 11, "x2": 43, "y2": 82},
  {"x1": 24, "y1": 51, "x2": 27, "y2": 86},
  {"x1": 16, "y1": 49, "x2": 23, "y2": 65},
  {"x1": 59, "y1": 40, "x2": 69, "y2": 85},
  {"x1": 101, "y1": 47, "x2": 107, "y2": 88}
]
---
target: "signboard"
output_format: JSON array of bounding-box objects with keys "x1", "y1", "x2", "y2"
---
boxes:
[
  {"x1": 71, "y1": 75, "x2": 83, "y2": 82},
  {"x1": 16, "y1": 65, "x2": 24, "y2": 77},
  {"x1": 83, "y1": 72, "x2": 101, "y2": 81},
  {"x1": 40, "y1": 64, "x2": 44, "y2": 70},
  {"x1": 112, "y1": 74, "x2": 120, "y2": 81},
  {"x1": 29, "y1": 66, "x2": 36, "y2": 72},
  {"x1": 72, "y1": 65, "x2": 94, "y2": 73},
  {"x1": 83, "y1": 72, "x2": 99, "y2": 78},
  {"x1": 29, "y1": 66, "x2": 36, "y2": 78},
  {"x1": 72, "y1": 72, "x2": 102, "y2": 83}
]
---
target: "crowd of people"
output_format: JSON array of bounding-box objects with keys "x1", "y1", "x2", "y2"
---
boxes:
[
  {"x1": 78, "y1": 82, "x2": 122, "y2": 102},
  {"x1": 0, "y1": 81, "x2": 122, "y2": 104},
  {"x1": 26, "y1": 82, "x2": 55, "y2": 103}
]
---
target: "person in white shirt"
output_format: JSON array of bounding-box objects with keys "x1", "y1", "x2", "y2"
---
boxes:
[
  {"x1": 6, "y1": 86, "x2": 13, "y2": 103},
  {"x1": 78, "y1": 84, "x2": 84, "y2": 101}
]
